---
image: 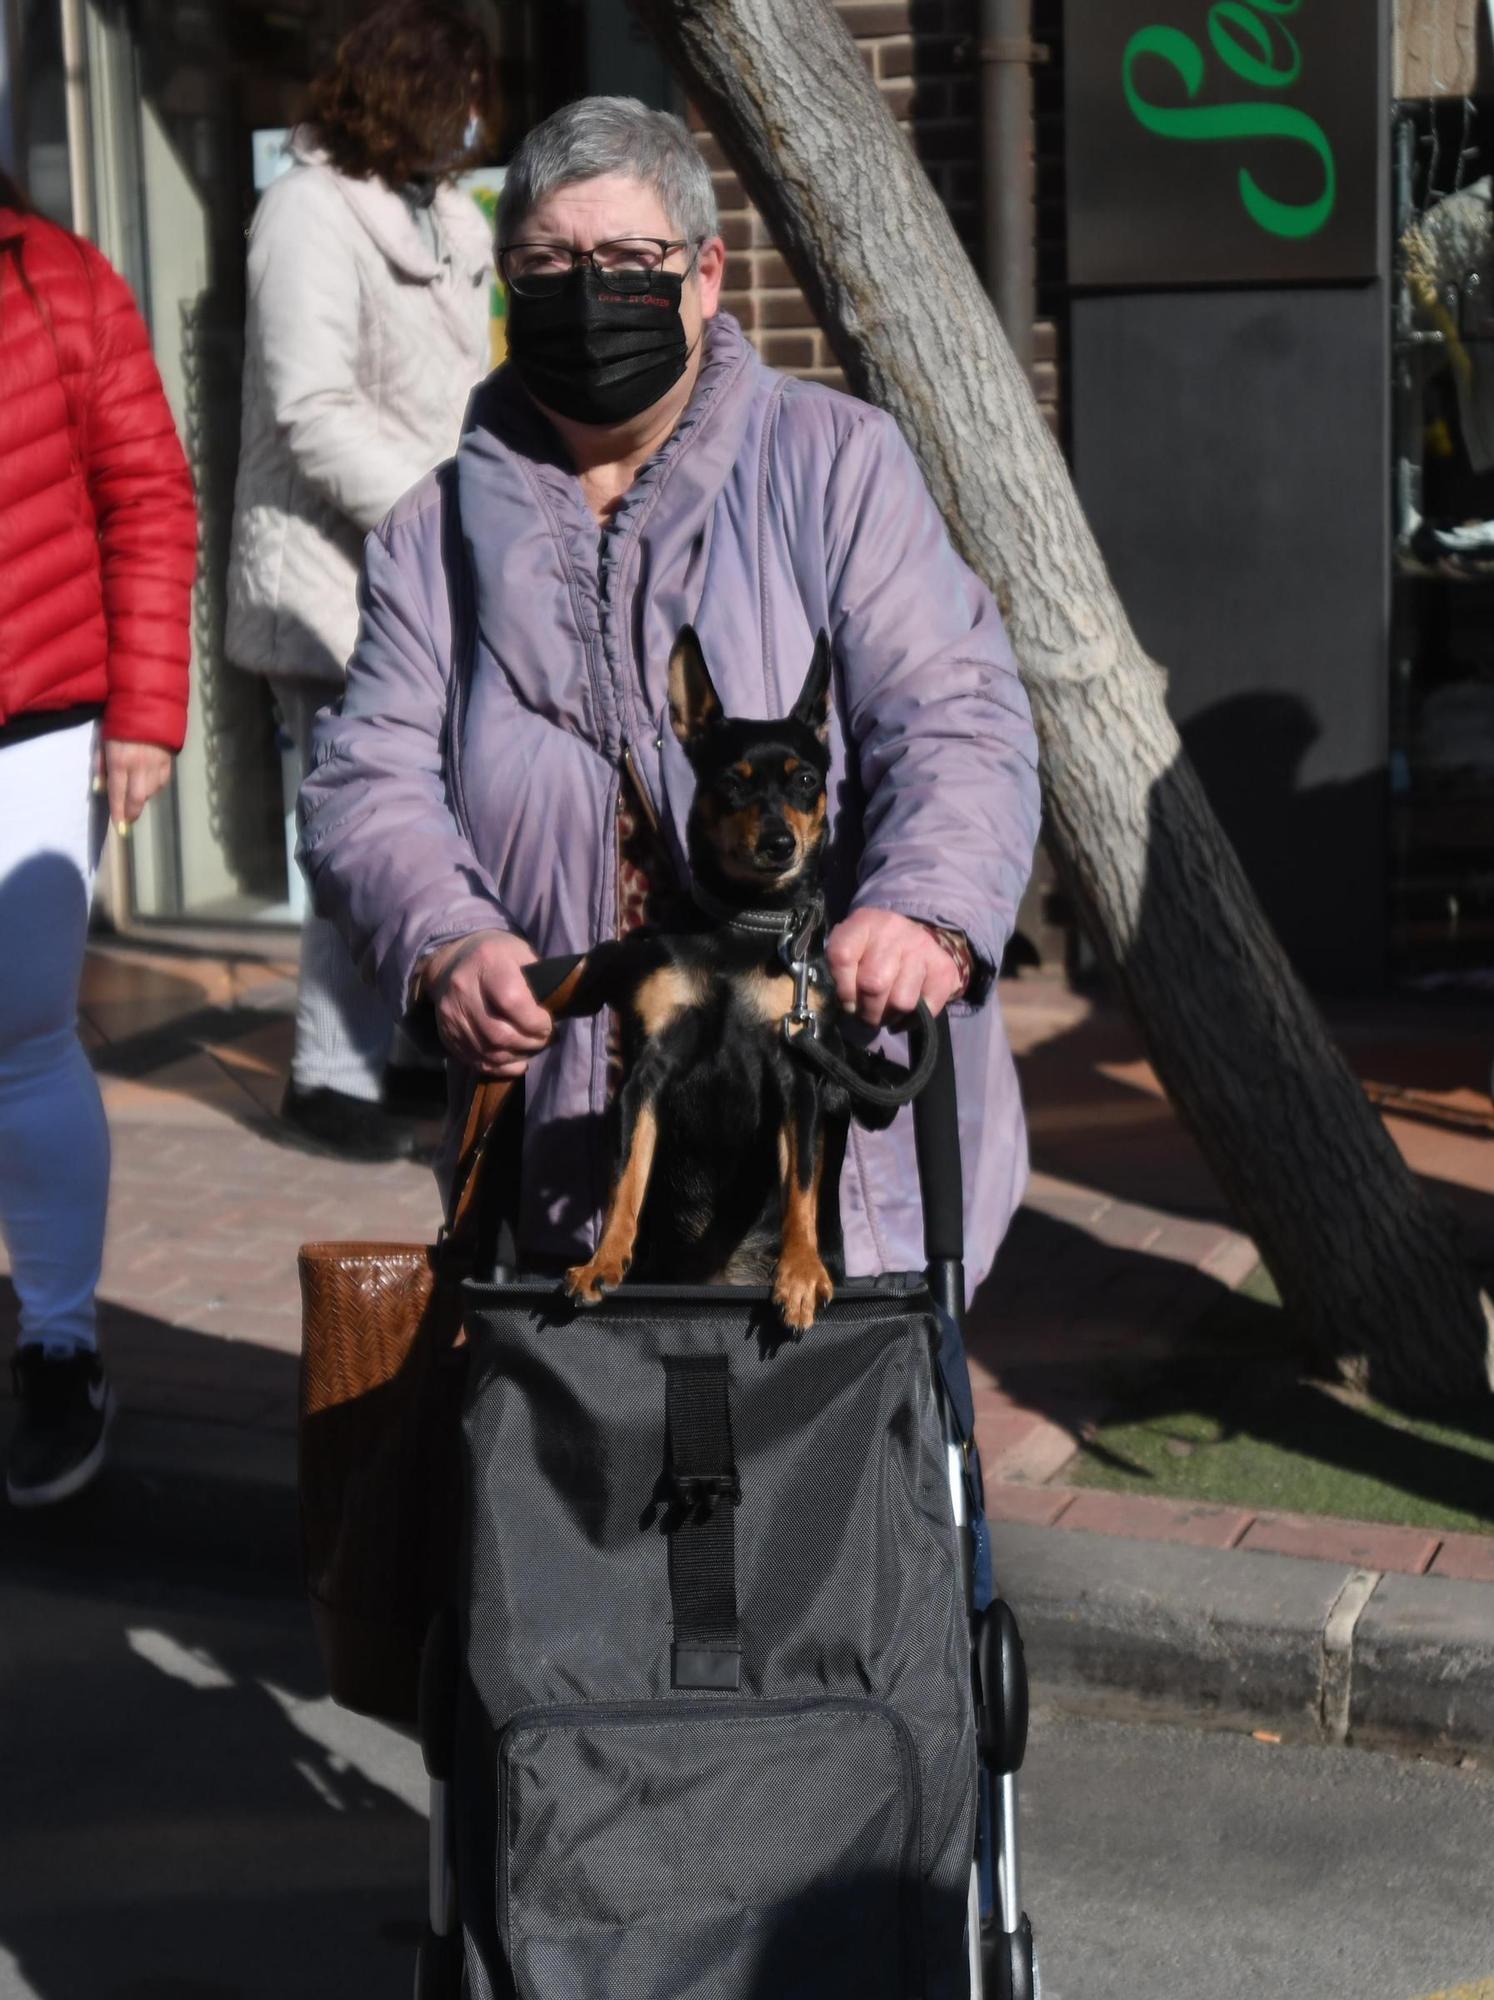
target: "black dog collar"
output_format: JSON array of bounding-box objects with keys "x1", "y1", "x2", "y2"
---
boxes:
[
  {"x1": 690, "y1": 883, "x2": 825, "y2": 948},
  {"x1": 691, "y1": 886, "x2": 827, "y2": 1041}
]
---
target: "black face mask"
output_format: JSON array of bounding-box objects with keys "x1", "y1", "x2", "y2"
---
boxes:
[{"x1": 505, "y1": 263, "x2": 690, "y2": 427}]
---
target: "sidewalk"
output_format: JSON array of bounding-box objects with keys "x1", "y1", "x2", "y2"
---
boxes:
[{"x1": 3, "y1": 934, "x2": 1492, "y2": 1751}]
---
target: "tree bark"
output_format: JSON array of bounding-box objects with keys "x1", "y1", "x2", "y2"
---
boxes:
[{"x1": 630, "y1": 0, "x2": 1494, "y2": 1405}]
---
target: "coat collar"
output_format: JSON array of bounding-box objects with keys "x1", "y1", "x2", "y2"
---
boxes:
[
  {"x1": 453, "y1": 312, "x2": 769, "y2": 781},
  {"x1": 459, "y1": 311, "x2": 763, "y2": 556},
  {"x1": 290, "y1": 124, "x2": 492, "y2": 284}
]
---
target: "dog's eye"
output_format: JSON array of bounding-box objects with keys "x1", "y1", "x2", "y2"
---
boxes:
[{"x1": 791, "y1": 769, "x2": 821, "y2": 798}]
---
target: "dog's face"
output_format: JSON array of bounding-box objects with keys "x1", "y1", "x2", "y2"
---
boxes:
[{"x1": 668, "y1": 627, "x2": 832, "y2": 897}]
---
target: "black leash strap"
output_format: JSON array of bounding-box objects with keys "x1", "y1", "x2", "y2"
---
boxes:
[
  {"x1": 786, "y1": 997, "x2": 939, "y2": 1110},
  {"x1": 663, "y1": 1356, "x2": 742, "y2": 1691}
]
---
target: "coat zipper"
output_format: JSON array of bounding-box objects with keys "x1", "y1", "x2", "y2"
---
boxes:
[
  {"x1": 598, "y1": 507, "x2": 667, "y2": 846},
  {"x1": 620, "y1": 738, "x2": 663, "y2": 837}
]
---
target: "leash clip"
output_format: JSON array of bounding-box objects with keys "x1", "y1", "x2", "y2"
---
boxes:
[{"x1": 779, "y1": 908, "x2": 821, "y2": 1041}]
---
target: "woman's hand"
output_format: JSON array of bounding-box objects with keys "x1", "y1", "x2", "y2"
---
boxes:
[
  {"x1": 827, "y1": 908, "x2": 963, "y2": 1030},
  {"x1": 419, "y1": 929, "x2": 553, "y2": 1078},
  {"x1": 99, "y1": 741, "x2": 174, "y2": 829}
]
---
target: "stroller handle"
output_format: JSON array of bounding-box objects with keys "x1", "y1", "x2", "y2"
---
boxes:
[
  {"x1": 455, "y1": 954, "x2": 967, "y2": 1304},
  {"x1": 912, "y1": 1009, "x2": 965, "y2": 1316}
]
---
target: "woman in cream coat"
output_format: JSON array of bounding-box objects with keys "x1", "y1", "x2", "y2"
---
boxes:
[{"x1": 227, "y1": 0, "x2": 495, "y2": 1159}]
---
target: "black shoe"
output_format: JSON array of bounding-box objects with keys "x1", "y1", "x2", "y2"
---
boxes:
[
  {"x1": 381, "y1": 1062, "x2": 450, "y2": 1119},
  {"x1": 6, "y1": 1347, "x2": 116, "y2": 1508},
  {"x1": 278, "y1": 1083, "x2": 421, "y2": 1162}
]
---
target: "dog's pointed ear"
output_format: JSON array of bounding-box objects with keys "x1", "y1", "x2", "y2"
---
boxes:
[
  {"x1": 668, "y1": 626, "x2": 723, "y2": 751},
  {"x1": 790, "y1": 630, "x2": 833, "y2": 745}
]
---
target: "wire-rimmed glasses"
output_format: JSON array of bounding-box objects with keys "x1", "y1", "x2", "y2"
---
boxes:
[{"x1": 498, "y1": 237, "x2": 700, "y2": 298}]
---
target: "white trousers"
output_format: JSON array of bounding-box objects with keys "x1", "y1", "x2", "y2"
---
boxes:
[
  {"x1": 272, "y1": 677, "x2": 395, "y2": 1102},
  {"x1": 0, "y1": 719, "x2": 109, "y2": 1354}
]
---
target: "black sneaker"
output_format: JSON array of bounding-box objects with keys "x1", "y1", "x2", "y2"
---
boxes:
[
  {"x1": 6, "y1": 1347, "x2": 116, "y2": 1508},
  {"x1": 278, "y1": 1083, "x2": 421, "y2": 1162}
]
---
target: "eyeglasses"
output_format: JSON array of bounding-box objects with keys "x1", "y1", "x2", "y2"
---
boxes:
[{"x1": 498, "y1": 237, "x2": 700, "y2": 298}]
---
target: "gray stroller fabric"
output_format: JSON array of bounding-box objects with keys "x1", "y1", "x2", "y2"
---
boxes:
[{"x1": 455, "y1": 1276, "x2": 977, "y2": 2000}]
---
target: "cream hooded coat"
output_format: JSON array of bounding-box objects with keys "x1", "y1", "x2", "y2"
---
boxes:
[{"x1": 226, "y1": 128, "x2": 493, "y2": 685}]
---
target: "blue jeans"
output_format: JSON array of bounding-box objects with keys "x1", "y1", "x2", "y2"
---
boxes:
[{"x1": 0, "y1": 719, "x2": 109, "y2": 1354}]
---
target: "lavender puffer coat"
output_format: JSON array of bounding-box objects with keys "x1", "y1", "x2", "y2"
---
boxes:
[{"x1": 298, "y1": 313, "x2": 1041, "y2": 1286}]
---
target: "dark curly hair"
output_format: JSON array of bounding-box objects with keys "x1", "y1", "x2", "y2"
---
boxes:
[{"x1": 309, "y1": 0, "x2": 496, "y2": 188}]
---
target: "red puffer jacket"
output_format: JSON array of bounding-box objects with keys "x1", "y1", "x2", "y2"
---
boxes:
[{"x1": 0, "y1": 206, "x2": 196, "y2": 748}]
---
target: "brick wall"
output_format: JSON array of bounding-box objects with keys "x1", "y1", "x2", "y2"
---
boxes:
[{"x1": 692, "y1": 0, "x2": 1064, "y2": 431}]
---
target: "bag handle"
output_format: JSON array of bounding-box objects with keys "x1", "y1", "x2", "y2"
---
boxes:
[{"x1": 444, "y1": 954, "x2": 590, "y2": 1252}]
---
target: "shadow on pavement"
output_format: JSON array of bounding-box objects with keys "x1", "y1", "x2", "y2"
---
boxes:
[
  {"x1": 974, "y1": 1209, "x2": 1494, "y2": 1527},
  {"x1": 78, "y1": 938, "x2": 300, "y2": 1138},
  {"x1": 1012, "y1": 977, "x2": 1494, "y2": 1257},
  {"x1": 0, "y1": 1304, "x2": 427, "y2": 2000}
]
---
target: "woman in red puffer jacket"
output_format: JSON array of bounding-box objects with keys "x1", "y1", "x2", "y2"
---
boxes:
[{"x1": 0, "y1": 170, "x2": 196, "y2": 1510}]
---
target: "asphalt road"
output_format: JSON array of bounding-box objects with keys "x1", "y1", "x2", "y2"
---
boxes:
[
  {"x1": 1, "y1": 1428, "x2": 1491, "y2": 2000},
  {"x1": 1023, "y1": 1707, "x2": 1494, "y2": 2000}
]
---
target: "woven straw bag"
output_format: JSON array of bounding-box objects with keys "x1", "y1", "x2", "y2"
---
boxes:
[
  {"x1": 297, "y1": 962, "x2": 588, "y2": 1722},
  {"x1": 296, "y1": 1071, "x2": 511, "y2": 1724}
]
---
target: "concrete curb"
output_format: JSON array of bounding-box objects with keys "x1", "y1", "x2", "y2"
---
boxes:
[
  {"x1": 1352, "y1": 1571, "x2": 1494, "y2": 1752},
  {"x1": 994, "y1": 1520, "x2": 1494, "y2": 1755}
]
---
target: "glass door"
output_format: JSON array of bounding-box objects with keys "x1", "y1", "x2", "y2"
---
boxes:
[
  {"x1": 1391, "y1": 96, "x2": 1494, "y2": 977},
  {"x1": 86, "y1": 0, "x2": 300, "y2": 920}
]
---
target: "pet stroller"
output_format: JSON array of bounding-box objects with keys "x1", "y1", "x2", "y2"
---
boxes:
[{"x1": 412, "y1": 984, "x2": 1037, "y2": 2000}]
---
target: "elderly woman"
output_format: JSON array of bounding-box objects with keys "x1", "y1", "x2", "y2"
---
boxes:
[{"x1": 299, "y1": 96, "x2": 1040, "y2": 1285}]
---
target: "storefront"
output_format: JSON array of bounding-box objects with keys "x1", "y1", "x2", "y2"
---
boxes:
[
  {"x1": 1061, "y1": 0, "x2": 1494, "y2": 990},
  {"x1": 1063, "y1": 0, "x2": 1393, "y2": 990},
  {"x1": 1, "y1": 0, "x2": 671, "y2": 925},
  {"x1": 1392, "y1": 3, "x2": 1494, "y2": 978}
]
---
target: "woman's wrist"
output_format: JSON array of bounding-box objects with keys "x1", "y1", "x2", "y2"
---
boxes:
[
  {"x1": 917, "y1": 922, "x2": 973, "y2": 1001},
  {"x1": 416, "y1": 926, "x2": 515, "y2": 999}
]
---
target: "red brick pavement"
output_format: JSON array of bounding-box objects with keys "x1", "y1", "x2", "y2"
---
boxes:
[
  {"x1": 985, "y1": 1482, "x2": 1491, "y2": 1579},
  {"x1": 1238, "y1": 1511, "x2": 1443, "y2": 1576},
  {"x1": 1431, "y1": 1534, "x2": 1494, "y2": 1583},
  {"x1": 1057, "y1": 1489, "x2": 1253, "y2": 1551}
]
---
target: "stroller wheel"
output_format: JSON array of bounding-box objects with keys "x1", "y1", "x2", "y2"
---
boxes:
[
  {"x1": 982, "y1": 1914, "x2": 1038, "y2": 2000},
  {"x1": 414, "y1": 1926, "x2": 464, "y2": 2000}
]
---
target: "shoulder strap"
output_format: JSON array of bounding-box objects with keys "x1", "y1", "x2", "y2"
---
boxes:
[{"x1": 443, "y1": 954, "x2": 593, "y2": 1252}]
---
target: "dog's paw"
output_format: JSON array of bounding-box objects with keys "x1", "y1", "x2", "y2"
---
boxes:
[
  {"x1": 564, "y1": 1252, "x2": 630, "y2": 1306},
  {"x1": 772, "y1": 1253, "x2": 834, "y2": 1335}
]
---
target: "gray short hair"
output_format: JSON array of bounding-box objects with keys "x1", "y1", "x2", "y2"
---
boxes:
[{"x1": 497, "y1": 96, "x2": 719, "y2": 247}]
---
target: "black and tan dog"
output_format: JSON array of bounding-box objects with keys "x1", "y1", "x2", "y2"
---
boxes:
[{"x1": 556, "y1": 626, "x2": 898, "y2": 1334}]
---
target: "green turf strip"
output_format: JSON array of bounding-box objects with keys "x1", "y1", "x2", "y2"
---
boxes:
[{"x1": 1068, "y1": 1267, "x2": 1494, "y2": 1537}]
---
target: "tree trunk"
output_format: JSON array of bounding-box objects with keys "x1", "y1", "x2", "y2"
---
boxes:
[{"x1": 630, "y1": 0, "x2": 1494, "y2": 1405}]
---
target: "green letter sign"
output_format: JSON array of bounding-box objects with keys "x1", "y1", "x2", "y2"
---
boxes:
[{"x1": 1121, "y1": 0, "x2": 1337, "y2": 242}]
